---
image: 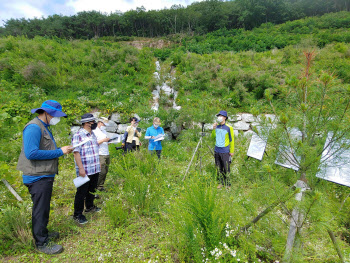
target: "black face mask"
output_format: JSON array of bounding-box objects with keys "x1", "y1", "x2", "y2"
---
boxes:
[{"x1": 91, "y1": 123, "x2": 97, "y2": 130}]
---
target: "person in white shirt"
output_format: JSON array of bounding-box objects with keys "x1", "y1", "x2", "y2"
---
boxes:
[{"x1": 93, "y1": 117, "x2": 110, "y2": 191}]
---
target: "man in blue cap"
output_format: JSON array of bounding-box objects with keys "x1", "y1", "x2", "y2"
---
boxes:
[
  {"x1": 212, "y1": 110, "x2": 234, "y2": 188},
  {"x1": 17, "y1": 100, "x2": 73, "y2": 254}
]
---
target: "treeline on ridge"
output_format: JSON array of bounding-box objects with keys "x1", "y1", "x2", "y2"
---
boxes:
[{"x1": 1, "y1": 0, "x2": 350, "y2": 39}]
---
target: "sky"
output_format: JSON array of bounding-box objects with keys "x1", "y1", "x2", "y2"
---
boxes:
[{"x1": 0, "y1": 0, "x2": 201, "y2": 26}]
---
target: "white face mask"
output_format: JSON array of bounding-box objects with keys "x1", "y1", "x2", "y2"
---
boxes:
[
  {"x1": 154, "y1": 124, "x2": 159, "y2": 128},
  {"x1": 217, "y1": 116, "x2": 224, "y2": 123},
  {"x1": 49, "y1": 117, "x2": 61, "y2": 125},
  {"x1": 101, "y1": 126, "x2": 106, "y2": 131}
]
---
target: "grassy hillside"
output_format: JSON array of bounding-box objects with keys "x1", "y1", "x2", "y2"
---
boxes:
[{"x1": 1, "y1": 12, "x2": 350, "y2": 262}]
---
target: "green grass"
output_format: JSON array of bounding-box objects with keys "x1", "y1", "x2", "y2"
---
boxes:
[{"x1": 2, "y1": 132, "x2": 350, "y2": 262}]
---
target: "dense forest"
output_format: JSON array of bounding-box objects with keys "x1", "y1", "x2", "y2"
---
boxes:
[{"x1": 1, "y1": 0, "x2": 350, "y2": 39}]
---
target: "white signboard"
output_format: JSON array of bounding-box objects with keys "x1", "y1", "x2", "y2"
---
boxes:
[
  {"x1": 247, "y1": 126, "x2": 268, "y2": 161},
  {"x1": 316, "y1": 132, "x2": 350, "y2": 187},
  {"x1": 275, "y1": 145, "x2": 301, "y2": 171},
  {"x1": 274, "y1": 128, "x2": 302, "y2": 171}
]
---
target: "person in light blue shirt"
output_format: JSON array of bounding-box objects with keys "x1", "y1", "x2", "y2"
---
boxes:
[{"x1": 145, "y1": 117, "x2": 164, "y2": 159}]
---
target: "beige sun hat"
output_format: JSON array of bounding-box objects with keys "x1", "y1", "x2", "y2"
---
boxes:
[
  {"x1": 153, "y1": 117, "x2": 161, "y2": 125},
  {"x1": 98, "y1": 117, "x2": 109, "y2": 125}
]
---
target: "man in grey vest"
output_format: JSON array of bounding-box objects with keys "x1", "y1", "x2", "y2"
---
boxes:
[{"x1": 17, "y1": 100, "x2": 73, "y2": 254}]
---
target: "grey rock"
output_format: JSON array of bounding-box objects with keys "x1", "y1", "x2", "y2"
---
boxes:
[
  {"x1": 170, "y1": 122, "x2": 182, "y2": 138},
  {"x1": 155, "y1": 61, "x2": 161, "y2": 72},
  {"x1": 70, "y1": 126, "x2": 80, "y2": 136},
  {"x1": 244, "y1": 130, "x2": 254, "y2": 138},
  {"x1": 204, "y1": 123, "x2": 214, "y2": 131},
  {"x1": 230, "y1": 114, "x2": 242, "y2": 122},
  {"x1": 165, "y1": 131, "x2": 173, "y2": 140},
  {"x1": 234, "y1": 130, "x2": 239, "y2": 137},
  {"x1": 106, "y1": 120, "x2": 118, "y2": 133},
  {"x1": 241, "y1": 113, "x2": 255, "y2": 123},
  {"x1": 153, "y1": 72, "x2": 160, "y2": 80},
  {"x1": 265, "y1": 114, "x2": 276, "y2": 122},
  {"x1": 110, "y1": 113, "x2": 121, "y2": 123},
  {"x1": 117, "y1": 124, "x2": 129, "y2": 134},
  {"x1": 233, "y1": 121, "x2": 250, "y2": 131},
  {"x1": 92, "y1": 112, "x2": 101, "y2": 119},
  {"x1": 152, "y1": 89, "x2": 160, "y2": 99},
  {"x1": 161, "y1": 84, "x2": 172, "y2": 96}
]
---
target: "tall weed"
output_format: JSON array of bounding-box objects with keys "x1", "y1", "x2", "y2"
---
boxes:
[
  {"x1": 0, "y1": 202, "x2": 33, "y2": 252},
  {"x1": 170, "y1": 178, "x2": 226, "y2": 261}
]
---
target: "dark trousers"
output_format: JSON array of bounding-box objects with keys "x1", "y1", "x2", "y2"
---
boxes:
[
  {"x1": 74, "y1": 173, "x2": 99, "y2": 217},
  {"x1": 149, "y1": 150, "x2": 161, "y2": 159},
  {"x1": 25, "y1": 177, "x2": 54, "y2": 247},
  {"x1": 214, "y1": 152, "x2": 231, "y2": 185},
  {"x1": 126, "y1": 141, "x2": 139, "y2": 152}
]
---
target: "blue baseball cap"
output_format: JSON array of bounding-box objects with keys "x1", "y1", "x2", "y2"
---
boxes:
[
  {"x1": 31, "y1": 100, "x2": 67, "y2": 118},
  {"x1": 216, "y1": 110, "x2": 228, "y2": 119}
]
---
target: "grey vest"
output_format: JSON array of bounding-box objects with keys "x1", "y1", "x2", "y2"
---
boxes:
[{"x1": 17, "y1": 118, "x2": 59, "y2": 176}]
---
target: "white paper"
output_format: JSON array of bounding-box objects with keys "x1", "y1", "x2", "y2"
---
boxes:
[
  {"x1": 108, "y1": 134, "x2": 122, "y2": 144},
  {"x1": 274, "y1": 128, "x2": 302, "y2": 171},
  {"x1": 154, "y1": 134, "x2": 165, "y2": 141},
  {"x1": 247, "y1": 126, "x2": 269, "y2": 161},
  {"x1": 73, "y1": 176, "x2": 90, "y2": 188},
  {"x1": 72, "y1": 138, "x2": 91, "y2": 149},
  {"x1": 316, "y1": 132, "x2": 350, "y2": 187},
  {"x1": 247, "y1": 132, "x2": 267, "y2": 160}
]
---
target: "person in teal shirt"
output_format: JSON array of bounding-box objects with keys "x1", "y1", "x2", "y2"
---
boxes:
[
  {"x1": 145, "y1": 117, "x2": 164, "y2": 159},
  {"x1": 212, "y1": 110, "x2": 234, "y2": 188}
]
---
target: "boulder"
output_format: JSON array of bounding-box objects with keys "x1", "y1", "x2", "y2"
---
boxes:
[
  {"x1": 117, "y1": 124, "x2": 129, "y2": 134},
  {"x1": 265, "y1": 114, "x2": 276, "y2": 122},
  {"x1": 230, "y1": 114, "x2": 242, "y2": 122},
  {"x1": 241, "y1": 113, "x2": 255, "y2": 123},
  {"x1": 233, "y1": 121, "x2": 250, "y2": 131},
  {"x1": 92, "y1": 112, "x2": 101, "y2": 119},
  {"x1": 165, "y1": 131, "x2": 173, "y2": 140},
  {"x1": 170, "y1": 122, "x2": 182, "y2": 138},
  {"x1": 70, "y1": 126, "x2": 80, "y2": 136},
  {"x1": 110, "y1": 113, "x2": 121, "y2": 123},
  {"x1": 243, "y1": 130, "x2": 254, "y2": 138},
  {"x1": 106, "y1": 120, "x2": 118, "y2": 133},
  {"x1": 161, "y1": 84, "x2": 172, "y2": 96},
  {"x1": 234, "y1": 130, "x2": 239, "y2": 137},
  {"x1": 204, "y1": 123, "x2": 214, "y2": 131}
]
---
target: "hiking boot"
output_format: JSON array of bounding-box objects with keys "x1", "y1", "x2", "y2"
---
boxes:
[
  {"x1": 73, "y1": 214, "x2": 88, "y2": 225},
  {"x1": 85, "y1": 206, "x2": 101, "y2": 213},
  {"x1": 37, "y1": 241, "x2": 63, "y2": 255},
  {"x1": 48, "y1": 231, "x2": 59, "y2": 241}
]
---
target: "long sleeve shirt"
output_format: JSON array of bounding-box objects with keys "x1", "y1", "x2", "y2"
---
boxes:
[
  {"x1": 22, "y1": 119, "x2": 63, "y2": 184},
  {"x1": 211, "y1": 123, "x2": 234, "y2": 154}
]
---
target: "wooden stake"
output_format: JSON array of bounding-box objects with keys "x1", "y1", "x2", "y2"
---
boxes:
[{"x1": 1, "y1": 179, "x2": 23, "y2": 202}]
